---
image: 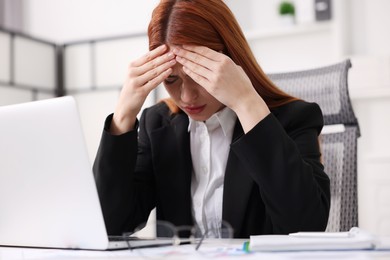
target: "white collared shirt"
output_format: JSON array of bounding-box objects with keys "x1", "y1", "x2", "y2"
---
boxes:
[{"x1": 188, "y1": 107, "x2": 237, "y2": 237}]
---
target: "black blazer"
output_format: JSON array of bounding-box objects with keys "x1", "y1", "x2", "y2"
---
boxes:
[{"x1": 93, "y1": 100, "x2": 330, "y2": 238}]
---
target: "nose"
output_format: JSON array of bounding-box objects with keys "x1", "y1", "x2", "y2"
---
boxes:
[{"x1": 180, "y1": 79, "x2": 198, "y2": 103}]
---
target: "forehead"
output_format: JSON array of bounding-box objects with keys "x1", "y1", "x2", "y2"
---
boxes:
[
  {"x1": 167, "y1": 44, "x2": 187, "y2": 75},
  {"x1": 167, "y1": 43, "x2": 180, "y2": 50}
]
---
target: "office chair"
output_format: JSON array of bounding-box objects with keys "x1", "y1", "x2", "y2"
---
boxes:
[{"x1": 268, "y1": 59, "x2": 360, "y2": 232}]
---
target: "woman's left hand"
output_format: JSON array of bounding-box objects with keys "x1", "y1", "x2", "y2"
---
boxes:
[{"x1": 173, "y1": 45, "x2": 270, "y2": 133}]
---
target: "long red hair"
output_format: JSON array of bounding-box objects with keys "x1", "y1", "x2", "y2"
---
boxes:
[{"x1": 148, "y1": 0, "x2": 297, "y2": 111}]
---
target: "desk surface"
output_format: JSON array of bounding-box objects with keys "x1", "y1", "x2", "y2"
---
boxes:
[{"x1": 1, "y1": 239, "x2": 390, "y2": 260}]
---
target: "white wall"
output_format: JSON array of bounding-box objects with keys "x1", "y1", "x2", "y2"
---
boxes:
[
  {"x1": 22, "y1": 0, "x2": 159, "y2": 43},
  {"x1": 16, "y1": 0, "x2": 390, "y2": 56},
  {"x1": 348, "y1": 0, "x2": 390, "y2": 56}
]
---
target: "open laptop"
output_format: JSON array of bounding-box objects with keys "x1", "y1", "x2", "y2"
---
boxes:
[{"x1": 0, "y1": 96, "x2": 170, "y2": 250}]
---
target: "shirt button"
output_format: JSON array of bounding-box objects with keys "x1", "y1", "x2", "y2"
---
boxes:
[{"x1": 202, "y1": 166, "x2": 208, "y2": 174}]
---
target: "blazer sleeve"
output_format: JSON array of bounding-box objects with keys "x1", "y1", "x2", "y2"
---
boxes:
[
  {"x1": 231, "y1": 101, "x2": 330, "y2": 234},
  {"x1": 93, "y1": 113, "x2": 156, "y2": 235}
]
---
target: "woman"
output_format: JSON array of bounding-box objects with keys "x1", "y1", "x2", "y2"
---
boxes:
[{"x1": 93, "y1": 0, "x2": 330, "y2": 238}]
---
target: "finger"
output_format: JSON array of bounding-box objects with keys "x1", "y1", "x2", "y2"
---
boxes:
[
  {"x1": 173, "y1": 48, "x2": 213, "y2": 67},
  {"x1": 181, "y1": 45, "x2": 222, "y2": 62},
  {"x1": 176, "y1": 55, "x2": 212, "y2": 80},
  {"x1": 140, "y1": 51, "x2": 175, "y2": 74},
  {"x1": 132, "y1": 51, "x2": 175, "y2": 78},
  {"x1": 143, "y1": 68, "x2": 173, "y2": 93},
  {"x1": 131, "y1": 44, "x2": 168, "y2": 67},
  {"x1": 136, "y1": 58, "x2": 176, "y2": 87},
  {"x1": 181, "y1": 65, "x2": 210, "y2": 90}
]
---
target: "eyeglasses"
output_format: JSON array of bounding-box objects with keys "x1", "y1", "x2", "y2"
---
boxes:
[{"x1": 122, "y1": 220, "x2": 234, "y2": 252}]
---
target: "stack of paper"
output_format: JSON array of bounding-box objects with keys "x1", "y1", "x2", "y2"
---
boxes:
[{"x1": 249, "y1": 227, "x2": 376, "y2": 252}]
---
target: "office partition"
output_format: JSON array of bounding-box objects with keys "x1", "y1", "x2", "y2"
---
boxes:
[{"x1": 0, "y1": 28, "x2": 57, "y2": 105}]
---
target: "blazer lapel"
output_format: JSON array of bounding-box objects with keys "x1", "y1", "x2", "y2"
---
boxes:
[
  {"x1": 222, "y1": 120, "x2": 254, "y2": 237},
  {"x1": 171, "y1": 113, "x2": 193, "y2": 181},
  {"x1": 150, "y1": 112, "x2": 192, "y2": 181},
  {"x1": 149, "y1": 112, "x2": 193, "y2": 225}
]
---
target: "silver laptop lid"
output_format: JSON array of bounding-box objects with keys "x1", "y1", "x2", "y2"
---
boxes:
[{"x1": 0, "y1": 96, "x2": 110, "y2": 250}]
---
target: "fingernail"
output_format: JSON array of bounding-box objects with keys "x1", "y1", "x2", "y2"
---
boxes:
[
  {"x1": 167, "y1": 52, "x2": 174, "y2": 58},
  {"x1": 159, "y1": 44, "x2": 166, "y2": 50},
  {"x1": 172, "y1": 48, "x2": 179, "y2": 54}
]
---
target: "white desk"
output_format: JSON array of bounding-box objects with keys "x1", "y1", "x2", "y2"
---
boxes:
[{"x1": 2, "y1": 239, "x2": 390, "y2": 260}]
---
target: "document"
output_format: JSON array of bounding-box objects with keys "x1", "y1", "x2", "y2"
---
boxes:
[{"x1": 249, "y1": 227, "x2": 376, "y2": 252}]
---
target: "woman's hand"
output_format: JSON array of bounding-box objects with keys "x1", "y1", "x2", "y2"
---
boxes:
[
  {"x1": 111, "y1": 45, "x2": 176, "y2": 135},
  {"x1": 173, "y1": 45, "x2": 270, "y2": 133}
]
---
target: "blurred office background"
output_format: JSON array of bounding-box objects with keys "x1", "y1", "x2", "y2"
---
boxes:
[{"x1": 1, "y1": 0, "x2": 390, "y2": 236}]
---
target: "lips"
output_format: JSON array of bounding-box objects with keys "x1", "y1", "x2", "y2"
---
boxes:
[{"x1": 183, "y1": 104, "x2": 206, "y2": 115}]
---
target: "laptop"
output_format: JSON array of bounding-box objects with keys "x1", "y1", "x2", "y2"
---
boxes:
[{"x1": 0, "y1": 96, "x2": 170, "y2": 250}]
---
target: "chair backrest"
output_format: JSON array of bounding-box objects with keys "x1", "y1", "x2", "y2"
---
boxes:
[{"x1": 268, "y1": 59, "x2": 360, "y2": 232}]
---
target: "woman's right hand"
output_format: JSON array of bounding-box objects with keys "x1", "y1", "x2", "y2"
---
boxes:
[{"x1": 110, "y1": 45, "x2": 176, "y2": 135}]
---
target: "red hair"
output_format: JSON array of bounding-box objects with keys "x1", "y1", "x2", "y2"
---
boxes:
[{"x1": 148, "y1": 0, "x2": 297, "y2": 111}]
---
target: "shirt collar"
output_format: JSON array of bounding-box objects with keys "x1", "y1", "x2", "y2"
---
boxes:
[{"x1": 187, "y1": 107, "x2": 237, "y2": 137}]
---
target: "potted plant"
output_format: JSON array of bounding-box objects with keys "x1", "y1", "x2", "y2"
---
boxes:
[{"x1": 278, "y1": 1, "x2": 296, "y2": 25}]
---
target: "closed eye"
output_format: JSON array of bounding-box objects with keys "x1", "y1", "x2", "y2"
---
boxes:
[{"x1": 164, "y1": 75, "x2": 179, "y2": 85}]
